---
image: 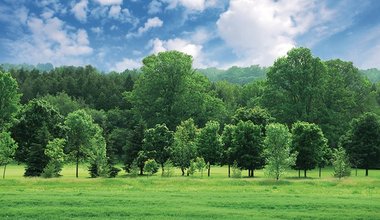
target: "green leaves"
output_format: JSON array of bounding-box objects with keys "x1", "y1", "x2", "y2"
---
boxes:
[{"x1": 0, "y1": 71, "x2": 21, "y2": 131}]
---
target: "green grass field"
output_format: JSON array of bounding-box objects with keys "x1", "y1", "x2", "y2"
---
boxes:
[{"x1": 0, "y1": 164, "x2": 379, "y2": 219}]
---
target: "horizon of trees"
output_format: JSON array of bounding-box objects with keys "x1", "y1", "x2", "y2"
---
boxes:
[{"x1": 0, "y1": 48, "x2": 379, "y2": 180}]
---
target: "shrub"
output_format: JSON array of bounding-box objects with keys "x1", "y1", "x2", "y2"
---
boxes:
[
  {"x1": 231, "y1": 161, "x2": 242, "y2": 178},
  {"x1": 162, "y1": 160, "x2": 175, "y2": 177},
  {"x1": 144, "y1": 159, "x2": 159, "y2": 176}
]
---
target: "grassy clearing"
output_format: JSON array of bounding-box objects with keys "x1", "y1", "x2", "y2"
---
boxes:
[{"x1": 0, "y1": 164, "x2": 379, "y2": 219}]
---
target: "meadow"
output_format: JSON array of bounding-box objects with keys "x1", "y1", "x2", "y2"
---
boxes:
[{"x1": 0, "y1": 164, "x2": 379, "y2": 219}]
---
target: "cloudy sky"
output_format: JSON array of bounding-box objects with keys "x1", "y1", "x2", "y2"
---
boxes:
[{"x1": 0, "y1": 0, "x2": 379, "y2": 72}]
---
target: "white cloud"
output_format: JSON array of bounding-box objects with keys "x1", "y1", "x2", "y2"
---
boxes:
[
  {"x1": 71, "y1": 0, "x2": 88, "y2": 22},
  {"x1": 109, "y1": 5, "x2": 121, "y2": 18},
  {"x1": 91, "y1": 27, "x2": 103, "y2": 34},
  {"x1": 163, "y1": 0, "x2": 217, "y2": 11},
  {"x1": 8, "y1": 15, "x2": 93, "y2": 66},
  {"x1": 150, "y1": 38, "x2": 207, "y2": 68},
  {"x1": 126, "y1": 17, "x2": 163, "y2": 38},
  {"x1": 112, "y1": 58, "x2": 142, "y2": 72},
  {"x1": 95, "y1": 0, "x2": 123, "y2": 5},
  {"x1": 148, "y1": 0, "x2": 162, "y2": 14},
  {"x1": 217, "y1": 0, "x2": 335, "y2": 67}
]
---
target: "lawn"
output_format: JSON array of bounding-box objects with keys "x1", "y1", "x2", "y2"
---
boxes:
[{"x1": 0, "y1": 164, "x2": 379, "y2": 219}]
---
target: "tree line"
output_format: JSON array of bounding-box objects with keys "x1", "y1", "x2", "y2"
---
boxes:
[{"x1": 0, "y1": 48, "x2": 379, "y2": 179}]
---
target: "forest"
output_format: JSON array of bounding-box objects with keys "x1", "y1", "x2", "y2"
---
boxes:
[{"x1": 1, "y1": 47, "x2": 380, "y2": 180}]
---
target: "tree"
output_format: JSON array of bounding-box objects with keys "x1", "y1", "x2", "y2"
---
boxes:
[
  {"x1": 322, "y1": 59, "x2": 371, "y2": 147},
  {"x1": 196, "y1": 120, "x2": 222, "y2": 177},
  {"x1": 65, "y1": 109, "x2": 101, "y2": 178},
  {"x1": 221, "y1": 124, "x2": 236, "y2": 177},
  {"x1": 291, "y1": 121, "x2": 328, "y2": 178},
  {"x1": 12, "y1": 99, "x2": 63, "y2": 176},
  {"x1": 0, "y1": 71, "x2": 21, "y2": 131},
  {"x1": 124, "y1": 120, "x2": 146, "y2": 174},
  {"x1": 41, "y1": 92, "x2": 85, "y2": 116},
  {"x1": 0, "y1": 132, "x2": 18, "y2": 179},
  {"x1": 171, "y1": 118, "x2": 198, "y2": 176},
  {"x1": 233, "y1": 120, "x2": 264, "y2": 177},
  {"x1": 341, "y1": 113, "x2": 380, "y2": 176},
  {"x1": 87, "y1": 130, "x2": 109, "y2": 178},
  {"x1": 232, "y1": 107, "x2": 273, "y2": 127},
  {"x1": 130, "y1": 51, "x2": 195, "y2": 130},
  {"x1": 42, "y1": 138, "x2": 65, "y2": 178},
  {"x1": 144, "y1": 159, "x2": 159, "y2": 176},
  {"x1": 263, "y1": 48, "x2": 326, "y2": 125},
  {"x1": 130, "y1": 51, "x2": 226, "y2": 130},
  {"x1": 142, "y1": 124, "x2": 173, "y2": 173},
  {"x1": 194, "y1": 157, "x2": 207, "y2": 177},
  {"x1": 264, "y1": 123, "x2": 297, "y2": 180},
  {"x1": 332, "y1": 147, "x2": 351, "y2": 179}
]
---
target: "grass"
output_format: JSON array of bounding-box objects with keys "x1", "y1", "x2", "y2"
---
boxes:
[{"x1": 0, "y1": 164, "x2": 379, "y2": 219}]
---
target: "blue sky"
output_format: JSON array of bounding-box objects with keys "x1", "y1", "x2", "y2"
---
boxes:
[{"x1": 0, "y1": 0, "x2": 379, "y2": 72}]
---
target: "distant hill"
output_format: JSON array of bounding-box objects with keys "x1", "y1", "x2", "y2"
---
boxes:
[
  {"x1": 0, "y1": 63, "x2": 54, "y2": 72},
  {"x1": 361, "y1": 68, "x2": 380, "y2": 83},
  {"x1": 198, "y1": 65, "x2": 267, "y2": 84}
]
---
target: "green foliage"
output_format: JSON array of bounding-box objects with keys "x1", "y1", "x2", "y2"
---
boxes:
[
  {"x1": 130, "y1": 51, "x2": 226, "y2": 130},
  {"x1": 197, "y1": 120, "x2": 222, "y2": 176},
  {"x1": 129, "y1": 159, "x2": 140, "y2": 177},
  {"x1": 199, "y1": 65, "x2": 267, "y2": 84},
  {"x1": 332, "y1": 147, "x2": 351, "y2": 179},
  {"x1": 263, "y1": 47, "x2": 326, "y2": 125},
  {"x1": 12, "y1": 99, "x2": 63, "y2": 176},
  {"x1": 232, "y1": 120, "x2": 264, "y2": 177},
  {"x1": 42, "y1": 138, "x2": 65, "y2": 178},
  {"x1": 340, "y1": 112, "x2": 380, "y2": 175},
  {"x1": 124, "y1": 121, "x2": 145, "y2": 173},
  {"x1": 162, "y1": 159, "x2": 175, "y2": 177},
  {"x1": 195, "y1": 157, "x2": 207, "y2": 177},
  {"x1": 0, "y1": 131, "x2": 18, "y2": 178},
  {"x1": 171, "y1": 119, "x2": 198, "y2": 175},
  {"x1": 40, "y1": 92, "x2": 86, "y2": 116},
  {"x1": 142, "y1": 123, "x2": 173, "y2": 169},
  {"x1": 322, "y1": 59, "x2": 371, "y2": 147},
  {"x1": 264, "y1": 123, "x2": 296, "y2": 180},
  {"x1": 144, "y1": 159, "x2": 159, "y2": 176},
  {"x1": 221, "y1": 124, "x2": 236, "y2": 167},
  {"x1": 291, "y1": 121, "x2": 328, "y2": 177},
  {"x1": 361, "y1": 68, "x2": 380, "y2": 83},
  {"x1": 0, "y1": 71, "x2": 21, "y2": 131},
  {"x1": 65, "y1": 109, "x2": 103, "y2": 177},
  {"x1": 87, "y1": 131, "x2": 109, "y2": 178},
  {"x1": 231, "y1": 161, "x2": 242, "y2": 178}
]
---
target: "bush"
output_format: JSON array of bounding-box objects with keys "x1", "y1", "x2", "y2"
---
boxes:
[
  {"x1": 162, "y1": 160, "x2": 175, "y2": 177},
  {"x1": 129, "y1": 159, "x2": 139, "y2": 177},
  {"x1": 41, "y1": 163, "x2": 60, "y2": 178},
  {"x1": 144, "y1": 159, "x2": 159, "y2": 176},
  {"x1": 332, "y1": 147, "x2": 351, "y2": 179},
  {"x1": 231, "y1": 161, "x2": 242, "y2": 178}
]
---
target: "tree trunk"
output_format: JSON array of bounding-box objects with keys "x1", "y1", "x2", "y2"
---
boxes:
[
  {"x1": 365, "y1": 168, "x2": 368, "y2": 176},
  {"x1": 298, "y1": 169, "x2": 300, "y2": 178},
  {"x1": 319, "y1": 167, "x2": 321, "y2": 178},
  {"x1": 355, "y1": 167, "x2": 357, "y2": 176},
  {"x1": 208, "y1": 164, "x2": 210, "y2": 177},
  {"x1": 76, "y1": 151, "x2": 79, "y2": 178},
  {"x1": 304, "y1": 169, "x2": 307, "y2": 178},
  {"x1": 276, "y1": 174, "x2": 279, "y2": 181},
  {"x1": 252, "y1": 169, "x2": 254, "y2": 177},
  {"x1": 140, "y1": 167, "x2": 143, "y2": 175},
  {"x1": 181, "y1": 168, "x2": 185, "y2": 176},
  {"x1": 3, "y1": 164, "x2": 7, "y2": 179},
  {"x1": 228, "y1": 164, "x2": 230, "y2": 178}
]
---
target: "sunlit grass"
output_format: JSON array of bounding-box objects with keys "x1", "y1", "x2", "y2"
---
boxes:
[{"x1": 0, "y1": 164, "x2": 379, "y2": 219}]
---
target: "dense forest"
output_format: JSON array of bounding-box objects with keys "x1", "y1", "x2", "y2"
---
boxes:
[{"x1": 1, "y1": 48, "x2": 380, "y2": 179}]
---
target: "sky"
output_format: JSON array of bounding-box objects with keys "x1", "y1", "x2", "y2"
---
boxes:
[{"x1": 0, "y1": 0, "x2": 379, "y2": 72}]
